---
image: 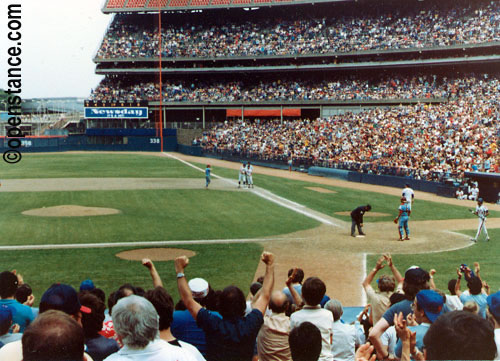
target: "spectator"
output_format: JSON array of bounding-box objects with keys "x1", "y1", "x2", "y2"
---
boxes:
[
  {"x1": 14, "y1": 284, "x2": 34, "y2": 306},
  {"x1": 80, "y1": 279, "x2": 96, "y2": 292},
  {"x1": 174, "y1": 251, "x2": 275, "y2": 361},
  {"x1": 324, "y1": 299, "x2": 362, "y2": 361},
  {"x1": 245, "y1": 282, "x2": 263, "y2": 316},
  {"x1": 79, "y1": 292, "x2": 120, "y2": 361},
  {"x1": 369, "y1": 267, "x2": 430, "y2": 359},
  {"x1": 0, "y1": 283, "x2": 93, "y2": 360},
  {"x1": 455, "y1": 270, "x2": 488, "y2": 318},
  {"x1": 171, "y1": 277, "x2": 220, "y2": 358},
  {"x1": 256, "y1": 290, "x2": 292, "y2": 361},
  {"x1": 0, "y1": 305, "x2": 22, "y2": 346},
  {"x1": 283, "y1": 268, "x2": 304, "y2": 305},
  {"x1": 394, "y1": 289, "x2": 444, "y2": 358},
  {"x1": 445, "y1": 279, "x2": 463, "y2": 311},
  {"x1": 145, "y1": 286, "x2": 205, "y2": 361},
  {"x1": 362, "y1": 254, "x2": 403, "y2": 325},
  {"x1": 0, "y1": 271, "x2": 34, "y2": 333},
  {"x1": 423, "y1": 311, "x2": 496, "y2": 360},
  {"x1": 104, "y1": 295, "x2": 195, "y2": 361},
  {"x1": 290, "y1": 277, "x2": 333, "y2": 361},
  {"x1": 380, "y1": 293, "x2": 406, "y2": 359},
  {"x1": 22, "y1": 310, "x2": 87, "y2": 361},
  {"x1": 486, "y1": 291, "x2": 500, "y2": 359},
  {"x1": 289, "y1": 321, "x2": 322, "y2": 361}
]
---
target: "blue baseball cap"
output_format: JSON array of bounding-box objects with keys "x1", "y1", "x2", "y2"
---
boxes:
[
  {"x1": 416, "y1": 289, "x2": 444, "y2": 323},
  {"x1": 0, "y1": 305, "x2": 12, "y2": 326},
  {"x1": 79, "y1": 279, "x2": 95, "y2": 292},
  {"x1": 40, "y1": 283, "x2": 91, "y2": 315},
  {"x1": 487, "y1": 291, "x2": 500, "y2": 320}
]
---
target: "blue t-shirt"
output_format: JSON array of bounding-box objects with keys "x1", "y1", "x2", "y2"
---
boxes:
[
  {"x1": 395, "y1": 323, "x2": 430, "y2": 359},
  {"x1": 0, "y1": 299, "x2": 35, "y2": 333},
  {"x1": 382, "y1": 299, "x2": 413, "y2": 326},
  {"x1": 172, "y1": 309, "x2": 222, "y2": 357},
  {"x1": 460, "y1": 293, "x2": 488, "y2": 318},
  {"x1": 197, "y1": 308, "x2": 264, "y2": 361},
  {"x1": 282, "y1": 284, "x2": 302, "y2": 304},
  {"x1": 85, "y1": 334, "x2": 120, "y2": 361},
  {"x1": 205, "y1": 168, "x2": 211, "y2": 177}
]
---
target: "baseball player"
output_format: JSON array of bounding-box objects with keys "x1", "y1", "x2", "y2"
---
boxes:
[
  {"x1": 468, "y1": 184, "x2": 479, "y2": 201},
  {"x1": 394, "y1": 197, "x2": 411, "y2": 241},
  {"x1": 471, "y1": 198, "x2": 489, "y2": 242},
  {"x1": 205, "y1": 164, "x2": 211, "y2": 188},
  {"x1": 246, "y1": 162, "x2": 254, "y2": 188},
  {"x1": 238, "y1": 162, "x2": 246, "y2": 188},
  {"x1": 402, "y1": 183, "x2": 414, "y2": 210}
]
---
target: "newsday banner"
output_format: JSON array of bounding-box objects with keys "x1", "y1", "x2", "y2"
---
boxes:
[
  {"x1": 84, "y1": 107, "x2": 148, "y2": 119},
  {"x1": 84, "y1": 101, "x2": 149, "y2": 119}
]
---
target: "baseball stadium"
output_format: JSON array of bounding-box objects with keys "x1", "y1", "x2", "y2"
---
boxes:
[{"x1": 0, "y1": 0, "x2": 499, "y2": 359}]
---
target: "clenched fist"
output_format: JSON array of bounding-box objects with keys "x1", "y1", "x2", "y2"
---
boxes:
[
  {"x1": 175, "y1": 256, "x2": 189, "y2": 273},
  {"x1": 261, "y1": 251, "x2": 274, "y2": 266}
]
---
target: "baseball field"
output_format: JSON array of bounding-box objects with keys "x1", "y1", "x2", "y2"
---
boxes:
[{"x1": 0, "y1": 151, "x2": 499, "y2": 306}]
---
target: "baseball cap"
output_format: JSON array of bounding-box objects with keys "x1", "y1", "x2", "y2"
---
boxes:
[
  {"x1": 487, "y1": 291, "x2": 500, "y2": 320},
  {"x1": 188, "y1": 278, "x2": 209, "y2": 299},
  {"x1": 416, "y1": 289, "x2": 444, "y2": 323},
  {"x1": 0, "y1": 305, "x2": 12, "y2": 326},
  {"x1": 79, "y1": 279, "x2": 95, "y2": 292},
  {"x1": 40, "y1": 284, "x2": 91, "y2": 315},
  {"x1": 0, "y1": 271, "x2": 19, "y2": 296},
  {"x1": 404, "y1": 267, "x2": 430, "y2": 284},
  {"x1": 478, "y1": 198, "x2": 483, "y2": 203}
]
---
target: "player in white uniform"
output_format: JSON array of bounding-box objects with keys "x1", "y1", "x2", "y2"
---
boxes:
[
  {"x1": 238, "y1": 162, "x2": 247, "y2": 188},
  {"x1": 402, "y1": 184, "x2": 414, "y2": 210},
  {"x1": 471, "y1": 198, "x2": 489, "y2": 242},
  {"x1": 246, "y1": 162, "x2": 254, "y2": 188},
  {"x1": 468, "y1": 185, "x2": 479, "y2": 201}
]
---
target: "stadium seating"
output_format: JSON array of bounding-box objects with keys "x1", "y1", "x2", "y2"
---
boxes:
[
  {"x1": 106, "y1": 0, "x2": 128, "y2": 8},
  {"x1": 126, "y1": 0, "x2": 148, "y2": 7},
  {"x1": 189, "y1": 0, "x2": 211, "y2": 6},
  {"x1": 168, "y1": 0, "x2": 190, "y2": 7},
  {"x1": 148, "y1": 0, "x2": 169, "y2": 7},
  {"x1": 210, "y1": 0, "x2": 231, "y2": 5}
]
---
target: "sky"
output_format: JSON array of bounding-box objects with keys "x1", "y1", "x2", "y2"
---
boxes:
[{"x1": 0, "y1": 0, "x2": 111, "y2": 99}]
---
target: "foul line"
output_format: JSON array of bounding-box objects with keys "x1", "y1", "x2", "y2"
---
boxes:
[
  {"x1": 165, "y1": 153, "x2": 341, "y2": 227},
  {"x1": 0, "y1": 237, "x2": 308, "y2": 251}
]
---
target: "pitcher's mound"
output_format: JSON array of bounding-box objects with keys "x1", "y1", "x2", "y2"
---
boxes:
[
  {"x1": 116, "y1": 248, "x2": 196, "y2": 261},
  {"x1": 335, "y1": 211, "x2": 390, "y2": 217},
  {"x1": 22, "y1": 205, "x2": 121, "y2": 217}
]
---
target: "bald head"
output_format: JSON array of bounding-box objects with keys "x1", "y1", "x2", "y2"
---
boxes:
[{"x1": 269, "y1": 291, "x2": 289, "y2": 314}]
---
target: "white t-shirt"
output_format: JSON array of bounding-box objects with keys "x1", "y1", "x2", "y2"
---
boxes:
[
  {"x1": 494, "y1": 328, "x2": 500, "y2": 360},
  {"x1": 104, "y1": 339, "x2": 196, "y2": 361},
  {"x1": 290, "y1": 306, "x2": 333, "y2": 361},
  {"x1": 381, "y1": 326, "x2": 397, "y2": 357}
]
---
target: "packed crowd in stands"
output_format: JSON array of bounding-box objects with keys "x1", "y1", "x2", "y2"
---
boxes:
[
  {"x1": 200, "y1": 74, "x2": 498, "y2": 181},
  {"x1": 0, "y1": 253, "x2": 499, "y2": 360},
  {"x1": 95, "y1": 3, "x2": 499, "y2": 59},
  {"x1": 90, "y1": 74, "x2": 453, "y2": 103}
]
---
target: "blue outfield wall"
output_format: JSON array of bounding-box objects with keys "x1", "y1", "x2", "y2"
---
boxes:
[
  {"x1": 308, "y1": 166, "x2": 455, "y2": 197},
  {"x1": 0, "y1": 134, "x2": 178, "y2": 153}
]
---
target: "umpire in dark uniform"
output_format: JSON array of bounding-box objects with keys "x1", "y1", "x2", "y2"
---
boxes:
[{"x1": 351, "y1": 205, "x2": 371, "y2": 237}]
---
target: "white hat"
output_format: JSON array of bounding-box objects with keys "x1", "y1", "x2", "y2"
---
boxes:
[{"x1": 188, "y1": 278, "x2": 209, "y2": 299}]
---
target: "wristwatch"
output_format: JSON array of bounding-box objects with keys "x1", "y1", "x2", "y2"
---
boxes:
[{"x1": 176, "y1": 272, "x2": 185, "y2": 279}]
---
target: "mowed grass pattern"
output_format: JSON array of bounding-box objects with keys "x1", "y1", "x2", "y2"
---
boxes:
[
  {"x1": 0, "y1": 153, "x2": 201, "y2": 178},
  {"x1": 0, "y1": 189, "x2": 319, "y2": 245}
]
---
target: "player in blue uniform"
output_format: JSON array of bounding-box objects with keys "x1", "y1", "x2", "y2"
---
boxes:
[
  {"x1": 394, "y1": 197, "x2": 411, "y2": 241},
  {"x1": 205, "y1": 164, "x2": 211, "y2": 188}
]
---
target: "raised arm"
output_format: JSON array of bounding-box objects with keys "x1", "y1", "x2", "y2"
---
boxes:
[
  {"x1": 368, "y1": 317, "x2": 391, "y2": 360},
  {"x1": 362, "y1": 255, "x2": 385, "y2": 290},
  {"x1": 455, "y1": 268, "x2": 463, "y2": 297},
  {"x1": 142, "y1": 258, "x2": 163, "y2": 288},
  {"x1": 252, "y1": 252, "x2": 275, "y2": 314},
  {"x1": 175, "y1": 256, "x2": 202, "y2": 320},
  {"x1": 385, "y1": 254, "x2": 404, "y2": 285},
  {"x1": 286, "y1": 268, "x2": 303, "y2": 307},
  {"x1": 429, "y1": 269, "x2": 436, "y2": 290}
]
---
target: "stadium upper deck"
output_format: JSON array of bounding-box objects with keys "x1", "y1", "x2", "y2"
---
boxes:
[{"x1": 102, "y1": 0, "x2": 347, "y2": 13}]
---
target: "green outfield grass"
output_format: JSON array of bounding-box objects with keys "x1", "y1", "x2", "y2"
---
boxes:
[
  {"x1": 367, "y1": 228, "x2": 500, "y2": 294},
  {"x1": 0, "y1": 153, "x2": 202, "y2": 178},
  {"x1": 0, "y1": 189, "x2": 318, "y2": 245},
  {"x1": 0, "y1": 243, "x2": 264, "y2": 307}
]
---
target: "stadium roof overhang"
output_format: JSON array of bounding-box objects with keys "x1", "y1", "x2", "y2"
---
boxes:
[
  {"x1": 95, "y1": 55, "x2": 500, "y2": 75},
  {"x1": 102, "y1": 0, "x2": 353, "y2": 13}
]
